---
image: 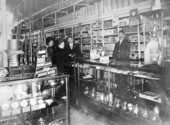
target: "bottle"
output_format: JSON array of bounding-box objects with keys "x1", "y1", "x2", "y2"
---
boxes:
[
  {"x1": 134, "y1": 104, "x2": 139, "y2": 116},
  {"x1": 37, "y1": 118, "x2": 46, "y2": 125},
  {"x1": 143, "y1": 108, "x2": 148, "y2": 118},
  {"x1": 122, "y1": 101, "x2": 127, "y2": 110},
  {"x1": 109, "y1": 93, "x2": 113, "y2": 106}
]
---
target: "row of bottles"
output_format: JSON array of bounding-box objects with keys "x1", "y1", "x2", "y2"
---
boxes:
[{"x1": 83, "y1": 85, "x2": 161, "y2": 122}]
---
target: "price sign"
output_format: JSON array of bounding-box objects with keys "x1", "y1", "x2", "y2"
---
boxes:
[
  {"x1": 31, "y1": 105, "x2": 39, "y2": 111},
  {"x1": 129, "y1": 9, "x2": 139, "y2": 26},
  {"x1": 38, "y1": 103, "x2": 46, "y2": 109},
  {"x1": 22, "y1": 107, "x2": 31, "y2": 113},
  {"x1": 2, "y1": 111, "x2": 11, "y2": 117},
  {"x1": 12, "y1": 109, "x2": 21, "y2": 115}
]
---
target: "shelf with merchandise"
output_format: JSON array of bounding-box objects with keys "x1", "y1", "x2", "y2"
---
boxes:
[
  {"x1": 103, "y1": 34, "x2": 118, "y2": 37},
  {"x1": 82, "y1": 37, "x2": 91, "y2": 39},
  {"x1": 65, "y1": 27, "x2": 73, "y2": 36},
  {"x1": 119, "y1": 25, "x2": 129, "y2": 28},
  {"x1": 103, "y1": 27, "x2": 118, "y2": 30},
  {"x1": 24, "y1": 0, "x2": 165, "y2": 68},
  {"x1": 81, "y1": 24, "x2": 91, "y2": 32}
]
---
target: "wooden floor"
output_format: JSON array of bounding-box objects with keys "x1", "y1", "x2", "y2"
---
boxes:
[{"x1": 69, "y1": 106, "x2": 118, "y2": 125}]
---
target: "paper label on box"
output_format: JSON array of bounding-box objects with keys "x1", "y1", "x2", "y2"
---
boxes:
[
  {"x1": 12, "y1": 109, "x2": 21, "y2": 115},
  {"x1": 2, "y1": 111, "x2": 11, "y2": 117},
  {"x1": 37, "y1": 57, "x2": 45, "y2": 63},
  {"x1": 38, "y1": 104, "x2": 46, "y2": 109},
  {"x1": 31, "y1": 105, "x2": 39, "y2": 111},
  {"x1": 22, "y1": 107, "x2": 30, "y2": 113}
]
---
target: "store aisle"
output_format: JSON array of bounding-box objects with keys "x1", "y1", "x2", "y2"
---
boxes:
[{"x1": 69, "y1": 107, "x2": 118, "y2": 125}]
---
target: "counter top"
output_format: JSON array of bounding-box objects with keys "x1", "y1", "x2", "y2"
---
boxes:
[
  {"x1": 0, "y1": 75, "x2": 69, "y2": 87},
  {"x1": 73, "y1": 58, "x2": 161, "y2": 80}
]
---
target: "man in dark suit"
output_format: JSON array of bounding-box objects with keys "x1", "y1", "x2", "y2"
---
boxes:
[
  {"x1": 111, "y1": 30, "x2": 131, "y2": 96},
  {"x1": 112, "y1": 30, "x2": 130, "y2": 64}
]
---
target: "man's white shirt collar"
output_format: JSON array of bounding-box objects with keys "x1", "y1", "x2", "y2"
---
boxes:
[{"x1": 120, "y1": 39, "x2": 123, "y2": 44}]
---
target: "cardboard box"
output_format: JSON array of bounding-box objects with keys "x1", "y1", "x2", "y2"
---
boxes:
[
  {"x1": 90, "y1": 50, "x2": 100, "y2": 60},
  {"x1": 99, "y1": 56, "x2": 110, "y2": 63}
]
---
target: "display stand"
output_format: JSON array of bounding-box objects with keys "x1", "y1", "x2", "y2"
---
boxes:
[
  {"x1": 74, "y1": 59, "x2": 165, "y2": 125},
  {"x1": 0, "y1": 75, "x2": 69, "y2": 125}
]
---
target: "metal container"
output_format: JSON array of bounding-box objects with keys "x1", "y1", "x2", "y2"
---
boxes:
[{"x1": 8, "y1": 39, "x2": 18, "y2": 50}]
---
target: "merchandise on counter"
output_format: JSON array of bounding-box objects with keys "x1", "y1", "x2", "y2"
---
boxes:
[
  {"x1": 35, "y1": 49, "x2": 58, "y2": 78},
  {"x1": 0, "y1": 65, "x2": 35, "y2": 82},
  {"x1": 0, "y1": 68, "x2": 8, "y2": 77}
]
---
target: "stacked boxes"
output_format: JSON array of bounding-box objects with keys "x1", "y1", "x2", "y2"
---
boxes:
[
  {"x1": 57, "y1": 0, "x2": 148, "y2": 24},
  {"x1": 104, "y1": 36, "x2": 116, "y2": 43},
  {"x1": 116, "y1": 0, "x2": 124, "y2": 8},
  {"x1": 111, "y1": 0, "x2": 117, "y2": 10}
]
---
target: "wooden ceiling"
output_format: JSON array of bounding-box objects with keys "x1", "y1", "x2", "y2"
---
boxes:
[{"x1": 7, "y1": 0, "x2": 57, "y2": 17}]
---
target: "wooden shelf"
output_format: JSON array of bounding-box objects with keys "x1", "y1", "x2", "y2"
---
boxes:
[
  {"x1": 82, "y1": 30, "x2": 90, "y2": 33},
  {"x1": 104, "y1": 42, "x2": 116, "y2": 44},
  {"x1": 126, "y1": 32, "x2": 138, "y2": 34},
  {"x1": 82, "y1": 36, "x2": 91, "y2": 38},
  {"x1": 82, "y1": 43, "x2": 91, "y2": 45},
  {"x1": 92, "y1": 29, "x2": 102, "y2": 31},
  {"x1": 103, "y1": 27, "x2": 116, "y2": 30},
  {"x1": 104, "y1": 34, "x2": 118, "y2": 36},
  {"x1": 119, "y1": 25, "x2": 129, "y2": 27},
  {"x1": 92, "y1": 36, "x2": 102, "y2": 37}
]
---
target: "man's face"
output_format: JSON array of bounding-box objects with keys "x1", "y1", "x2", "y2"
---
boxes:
[
  {"x1": 49, "y1": 40, "x2": 54, "y2": 47},
  {"x1": 118, "y1": 32, "x2": 125, "y2": 41},
  {"x1": 68, "y1": 38, "x2": 73, "y2": 44}
]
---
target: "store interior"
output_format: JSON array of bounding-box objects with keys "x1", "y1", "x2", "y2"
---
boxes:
[{"x1": 1, "y1": 0, "x2": 170, "y2": 125}]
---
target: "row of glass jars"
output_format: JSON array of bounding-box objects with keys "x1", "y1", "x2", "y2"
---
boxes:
[{"x1": 84, "y1": 86, "x2": 161, "y2": 122}]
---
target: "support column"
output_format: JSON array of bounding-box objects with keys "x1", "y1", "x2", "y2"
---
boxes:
[{"x1": 0, "y1": 0, "x2": 8, "y2": 67}]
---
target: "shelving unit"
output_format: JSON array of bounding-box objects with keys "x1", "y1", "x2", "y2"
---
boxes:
[{"x1": 18, "y1": 0, "x2": 168, "y2": 67}]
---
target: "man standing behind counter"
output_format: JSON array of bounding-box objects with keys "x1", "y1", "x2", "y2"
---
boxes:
[
  {"x1": 111, "y1": 30, "x2": 130, "y2": 65},
  {"x1": 111, "y1": 30, "x2": 131, "y2": 97}
]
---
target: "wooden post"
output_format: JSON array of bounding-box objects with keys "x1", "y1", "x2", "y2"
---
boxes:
[{"x1": 0, "y1": 0, "x2": 8, "y2": 67}]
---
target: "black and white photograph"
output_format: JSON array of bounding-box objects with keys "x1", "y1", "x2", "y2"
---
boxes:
[{"x1": 0, "y1": 0, "x2": 170, "y2": 125}]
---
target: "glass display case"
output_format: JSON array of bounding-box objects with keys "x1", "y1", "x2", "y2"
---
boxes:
[
  {"x1": 0, "y1": 75, "x2": 69, "y2": 125},
  {"x1": 74, "y1": 59, "x2": 169, "y2": 125}
]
